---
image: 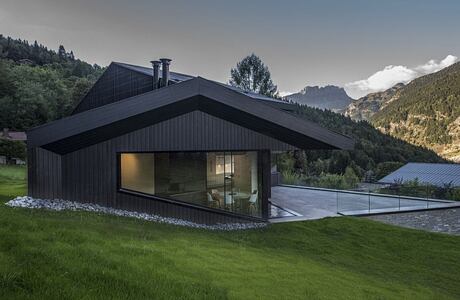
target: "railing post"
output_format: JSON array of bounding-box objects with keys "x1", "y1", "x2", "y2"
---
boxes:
[
  {"x1": 368, "y1": 189, "x2": 371, "y2": 213},
  {"x1": 336, "y1": 191, "x2": 339, "y2": 213},
  {"x1": 426, "y1": 184, "x2": 429, "y2": 209}
]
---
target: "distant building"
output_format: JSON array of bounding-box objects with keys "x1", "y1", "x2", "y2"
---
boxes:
[
  {"x1": 1, "y1": 128, "x2": 27, "y2": 141},
  {"x1": 17, "y1": 58, "x2": 34, "y2": 65},
  {"x1": 378, "y1": 163, "x2": 460, "y2": 187}
]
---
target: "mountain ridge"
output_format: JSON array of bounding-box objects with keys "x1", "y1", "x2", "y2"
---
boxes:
[
  {"x1": 371, "y1": 62, "x2": 460, "y2": 162},
  {"x1": 345, "y1": 83, "x2": 405, "y2": 121},
  {"x1": 284, "y1": 85, "x2": 353, "y2": 112}
]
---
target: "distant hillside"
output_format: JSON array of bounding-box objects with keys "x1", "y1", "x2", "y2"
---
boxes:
[
  {"x1": 285, "y1": 104, "x2": 445, "y2": 180},
  {"x1": 345, "y1": 83, "x2": 405, "y2": 121},
  {"x1": 0, "y1": 35, "x2": 104, "y2": 130},
  {"x1": 284, "y1": 85, "x2": 353, "y2": 112},
  {"x1": 372, "y1": 62, "x2": 460, "y2": 162}
]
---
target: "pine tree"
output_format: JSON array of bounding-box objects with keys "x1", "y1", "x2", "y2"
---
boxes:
[
  {"x1": 58, "y1": 45, "x2": 66, "y2": 60},
  {"x1": 229, "y1": 53, "x2": 278, "y2": 98}
]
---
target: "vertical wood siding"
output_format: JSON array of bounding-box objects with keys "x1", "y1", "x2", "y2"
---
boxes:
[
  {"x1": 28, "y1": 147, "x2": 62, "y2": 200},
  {"x1": 73, "y1": 64, "x2": 152, "y2": 114}
]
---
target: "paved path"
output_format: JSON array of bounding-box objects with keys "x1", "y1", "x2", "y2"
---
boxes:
[{"x1": 367, "y1": 208, "x2": 460, "y2": 236}]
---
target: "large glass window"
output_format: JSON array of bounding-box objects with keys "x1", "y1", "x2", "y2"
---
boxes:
[{"x1": 119, "y1": 151, "x2": 261, "y2": 217}]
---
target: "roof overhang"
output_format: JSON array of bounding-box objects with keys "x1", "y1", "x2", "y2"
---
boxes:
[{"x1": 27, "y1": 77, "x2": 354, "y2": 154}]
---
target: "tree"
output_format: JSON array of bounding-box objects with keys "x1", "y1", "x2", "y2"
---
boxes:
[
  {"x1": 71, "y1": 78, "x2": 92, "y2": 107},
  {"x1": 58, "y1": 45, "x2": 66, "y2": 60},
  {"x1": 230, "y1": 53, "x2": 278, "y2": 98},
  {"x1": 293, "y1": 150, "x2": 308, "y2": 173},
  {"x1": 0, "y1": 139, "x2": 26, "y2": 162},
  {"x1": 0, "y1": 60, "x2": 16, "y2": 98}
]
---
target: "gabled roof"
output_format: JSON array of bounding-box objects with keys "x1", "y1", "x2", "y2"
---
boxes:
[
  {"x1": 27, "y1": 77, "x2": 354, "y2": 154},
  {"x1": 378, "y1": 163, "x2": 460, "y2": 187}
]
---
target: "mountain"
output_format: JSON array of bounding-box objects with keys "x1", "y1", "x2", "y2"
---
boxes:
[
  {"x1": 371, "y1": 62, "x2": 460, "y2": 162},
  {"x1": 284, "y1": 85, "x2": 353, "y2": 112},
  {"x1": 345, "y1": 83, "x2": 405, "y2": 121}
]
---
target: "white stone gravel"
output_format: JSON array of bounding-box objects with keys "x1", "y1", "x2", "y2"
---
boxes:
[{"x1": 5, "y1": 196, "x2": 267, "y2": 231}]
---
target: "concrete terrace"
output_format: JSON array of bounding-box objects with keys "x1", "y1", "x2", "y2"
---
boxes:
[{"x1": 269, "y1": 185, "x2": 460, "y2": 223}]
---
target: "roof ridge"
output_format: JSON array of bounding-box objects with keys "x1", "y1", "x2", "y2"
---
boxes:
[{"x1": 112, "y1": 61, "x2": 194, "y2": 77}]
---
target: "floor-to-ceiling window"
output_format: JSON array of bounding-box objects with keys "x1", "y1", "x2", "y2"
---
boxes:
[{"x1": 119, "y1": 151, "x2": 261, "y2": 217}]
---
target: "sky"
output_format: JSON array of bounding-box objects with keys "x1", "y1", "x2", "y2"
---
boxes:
[{"x1": 1, "y1": 0, "x2": 460, "y2": 98}]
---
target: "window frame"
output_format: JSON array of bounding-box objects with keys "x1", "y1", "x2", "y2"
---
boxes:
[{"x1": 116, "y1": 150, "x2": 266, "y2": 220}]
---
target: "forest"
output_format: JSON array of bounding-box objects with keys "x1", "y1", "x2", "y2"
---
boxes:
[
  {"x1": 0, "y1": 35, "x2": 104, "y2": 130},
  {"x1": 275, "y1": 104, "x2": 444, "y2": 189}
]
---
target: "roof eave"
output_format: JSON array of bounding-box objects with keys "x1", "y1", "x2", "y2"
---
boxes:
[{"x1": 28, "y1": 77, "x2": 354, "y2": 152}]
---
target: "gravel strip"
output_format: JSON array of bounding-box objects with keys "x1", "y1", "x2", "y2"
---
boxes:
[
  {"x1": 367, "y1": 208, "x2": 460, "y2": 235},
  {"x1": 5, "y1": 196, "x2": 267, "y2": 231}
]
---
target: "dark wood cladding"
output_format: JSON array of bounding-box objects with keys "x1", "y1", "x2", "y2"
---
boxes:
[
  {"x1": 28, "y1": 147, "x2": 62, "y2": 200},
  {"x1": 260, "y1": 150, "x2": 271, "y2": 219},
  {"x1": 72, "y1": 63, "x2": 152, "y2": 114},
  {"x1": 28, "y1": 110, "x2": 286, "y2": 224},
  {"x1": 109, "y1": 110, "x2": 297, "y2": 152}
]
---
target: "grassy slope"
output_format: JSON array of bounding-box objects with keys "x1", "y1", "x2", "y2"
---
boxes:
[{"x1": 1, "y1": 166, "x2": 460, "y2": 299}]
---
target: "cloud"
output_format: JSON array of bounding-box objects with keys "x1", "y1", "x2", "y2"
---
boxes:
[
  {"x1": 415, "y1": 54, "x2": 457, "y2": 73},
  {"x1": 345, "y1": 55, "x2": 458, "y2": 98}
]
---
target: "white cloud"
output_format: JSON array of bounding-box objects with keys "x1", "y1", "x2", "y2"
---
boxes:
[
  {"x1": 345, "y1": 55, "x2": 458, "y2": 98},
  {"x1": 415, "y1": 54, "x2": 457, "y2": 73}
]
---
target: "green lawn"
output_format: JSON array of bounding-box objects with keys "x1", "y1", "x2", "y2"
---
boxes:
[{"x1": 1, "y1": 165, "x2": 460, "y2": 299}]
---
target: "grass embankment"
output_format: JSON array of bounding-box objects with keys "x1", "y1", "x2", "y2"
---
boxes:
[{"x1": 1, "y1": 165, "x2": 460, "y2": 299}]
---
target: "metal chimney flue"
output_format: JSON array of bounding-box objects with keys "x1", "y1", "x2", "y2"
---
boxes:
[
  {"x1": 160, "y1": 58, "x2": 171, "y2": 87},
  {"x1": 150, "y1": 60, "x2": 161, "y2": 89}
]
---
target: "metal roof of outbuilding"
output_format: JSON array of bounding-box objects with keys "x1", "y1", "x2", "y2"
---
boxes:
[{"x1": 378, "y1": 163, "x2": 460, "y2": 187}]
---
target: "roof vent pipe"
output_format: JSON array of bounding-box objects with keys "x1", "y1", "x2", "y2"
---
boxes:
[
  {"x1": 160, "y1": 58, "x2": 171, "y2": 87},
  {"x1": 150, "y1": 60, "x2": 161, "y2": 90}
]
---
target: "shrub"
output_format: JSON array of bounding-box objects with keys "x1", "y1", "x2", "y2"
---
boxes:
[
  {"x1": 0, "y1": 139, "x2": 26, "y2": 162},
  {"x1": 281, "y1": 170, "x2": 301, "y2": 185},
  {"x1": 317, "y1": 174, "x2": 347, "y2": 189}
]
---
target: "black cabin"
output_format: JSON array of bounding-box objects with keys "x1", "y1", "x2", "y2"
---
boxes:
[{"x1": 27, "y1": 59, "x2": 353, "y2": 224}]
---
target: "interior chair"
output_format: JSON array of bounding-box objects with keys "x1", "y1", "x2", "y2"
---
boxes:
[
  {"x1": 207, "y1": 192, "x2": 220, "y2": 208},
  {"x1": 224, "y1": 194, "x2": 234, "y2": 209},
  {"x1": 248, "y1": 190, "x2": 258, "y2": 214}
]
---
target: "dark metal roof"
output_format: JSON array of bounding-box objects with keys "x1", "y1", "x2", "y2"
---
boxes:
[
  {"x1": 113, "y1": 62, "x2": 194, "y2": 83},
  {"x1": 27, "y1": 77, "x2": 354, "y2": 154},
  {"x1": 378, "y1": 163, "x2": 460, "y2": 187},
  {"x1": 114, "y1": 62, "x2": 293, "y2": 110}
]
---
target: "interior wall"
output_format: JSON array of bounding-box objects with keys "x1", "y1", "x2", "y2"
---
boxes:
[{"x1": 120, "y1": 153, "x2": 155, "y2": 194}]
